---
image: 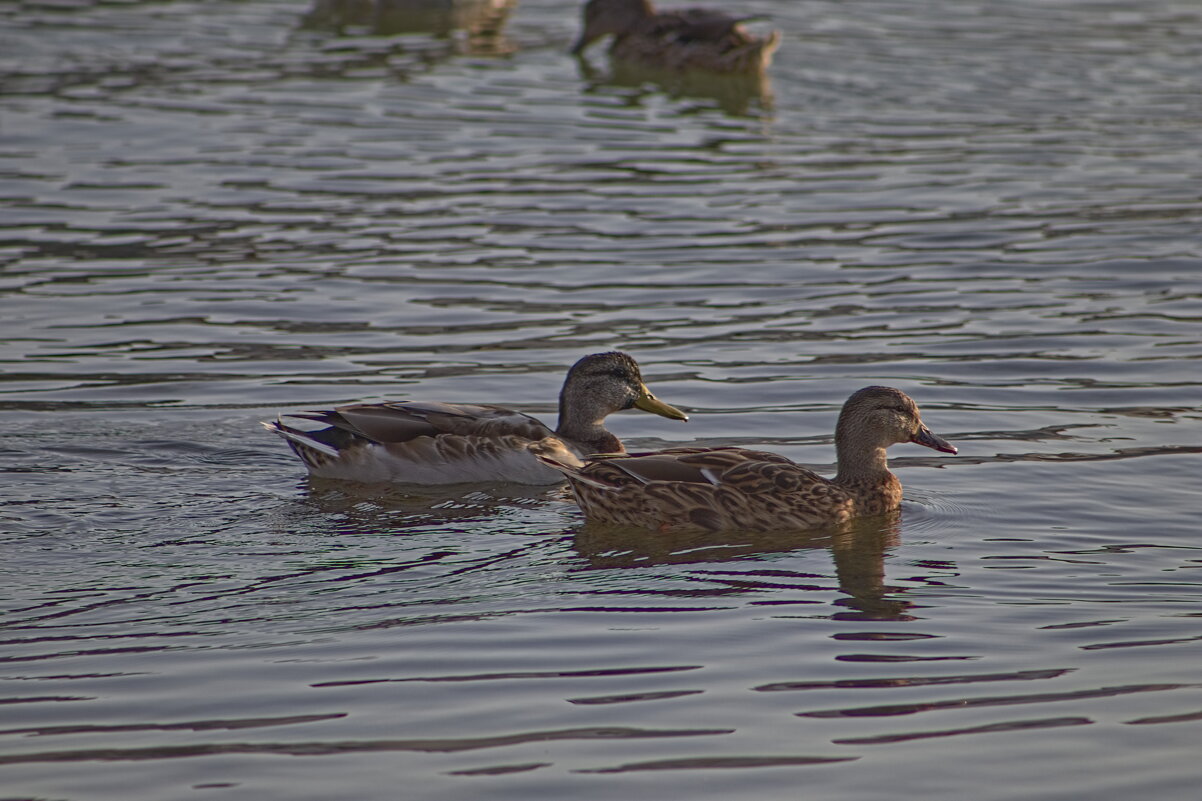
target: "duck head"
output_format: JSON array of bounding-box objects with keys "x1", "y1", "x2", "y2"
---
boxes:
[{"x1": 837, "y1": 385, "x2": 957, "y2": 456}]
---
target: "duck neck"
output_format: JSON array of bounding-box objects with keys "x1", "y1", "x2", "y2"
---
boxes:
[
  {"x1": 833, "y1": 438, "x2": 892, "y2": 486},
  {"x1": 556, "y1": 400, "x2": 622, "y2": 456},
  {"x1": 835, "y1": 440, "x2": 902, "y2": 514}
]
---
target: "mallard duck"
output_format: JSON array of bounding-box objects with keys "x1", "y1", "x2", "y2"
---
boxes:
[
  {"x1": 263, "y1": 351, "x2": 688, "y2": 485},
  {"x1": 533, "y1": 386, "x2": 957, "y2": 532},
  {"x1": 303, "y1": 0, "x2": 515, "y2": 40},
  {"x1": 570, "y1": 0, "x2": 781, "y2": 74}
]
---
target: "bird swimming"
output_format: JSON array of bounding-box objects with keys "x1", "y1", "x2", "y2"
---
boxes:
[
  {"x1": 264, "y1": 351, "x2": 688, "y2": 485},
  {"x1": 571, "y1": 0, "x2": 780, "y2": 74},
  {"x1": 533, "y1": 386, "x2": 956, "y2": 532}
]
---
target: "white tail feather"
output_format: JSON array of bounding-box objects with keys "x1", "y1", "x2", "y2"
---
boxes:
[{"x1": 261, "y1": 419, "x2": 340, "y2": 458}]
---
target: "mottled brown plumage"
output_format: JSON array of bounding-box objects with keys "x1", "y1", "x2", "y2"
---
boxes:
[
  {"x1": 571, "y1": 0, "x2": 780, "y2": 74},
  {"x1": 302, "y1": 0, "x2": 516, "y2": 43},
  {"x1": 264, "y1": 352, "x2": 687, "y2": 484},
  {"x1": 533, "y1": 386, "x2": 956, "y2": 532}
]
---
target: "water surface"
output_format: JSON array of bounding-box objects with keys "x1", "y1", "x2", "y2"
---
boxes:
[{"x1": 2, "y1": 0, "x2": 1201, "y2": 798}]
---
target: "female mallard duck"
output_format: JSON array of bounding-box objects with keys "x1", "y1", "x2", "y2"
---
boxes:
[
  {"x1": 570, "y1": 0, "x2": 780, "y2": 74},
  {"x1": 263, "y1": 351, "x2": 688, "y2": 485},
  {"x1": 302, "y1": 0, "x2": 516, "y2": 53},
  {"x1": 533, "y1": 386, "x2": 956, "y2": 532}
]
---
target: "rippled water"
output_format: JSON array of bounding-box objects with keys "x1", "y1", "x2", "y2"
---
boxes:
[{"x1": 3, "y1": 0, "x2": 1201, "y2": 798}]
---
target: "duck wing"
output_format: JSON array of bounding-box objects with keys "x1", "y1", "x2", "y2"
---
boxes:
[
  {"x1": 292, "y1": 401, "x2": 554, "y2": 445},
  {"x1": 655, "y1": 9, "x2": 761, "y2": 44},
  {"x1": 587, "y1": 446, "x2": 818, "y2": 490}
]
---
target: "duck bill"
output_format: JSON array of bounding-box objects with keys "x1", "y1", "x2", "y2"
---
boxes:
[
  {"x1": 633, "y1": 386, "x2": 689, "y2": 421},
  {"x1": 912, "y1": 425, "x2": 957, "y2": 454}
]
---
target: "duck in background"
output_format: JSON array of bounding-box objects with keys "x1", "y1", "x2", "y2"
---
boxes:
[
  {"x1": 533, "y1": 386, "x2": 956, "y2": 532},
  {"x1": 264, "y1": 352, "x2": 688, "y2": 485},
  {"x1": 570, "y1": 0, "x2": 781, "y2": 74},
  {"x1": 301, "y1": 0, "x2": 516, "y2": 54}
]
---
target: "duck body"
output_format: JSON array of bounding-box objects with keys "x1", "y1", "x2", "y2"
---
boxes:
[
  {"x1": 534, "y1": 386, "x2": 956, "y2": 532},
  {"x1": 542, "y1": 446, "x2": 901, "y2": 531},
  {"x1": 303, "y1": 0, "x2": 515, "y2": 37},
  {"x1": 572, "y1": 0, "x2": 780, "y2": 74},
  {"x1": 267, "y1": 401, "x2": 568, "y2": 484},
  {"x1": 264, "y1": 352, "x2": 687, "y2": 485}
]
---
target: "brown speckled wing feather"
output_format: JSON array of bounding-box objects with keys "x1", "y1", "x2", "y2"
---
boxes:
[
  {"x1": 379, "y1": 431, "x2": 548, "y2": 467},
  {"x1": 588, "y1": 447, "x2": 808, "y2": 486},
  {"x1": 565, "y1": 447, "x2": 858, "y2": 533}
]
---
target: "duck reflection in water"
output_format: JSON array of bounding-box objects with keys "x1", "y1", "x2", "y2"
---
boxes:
[
  {"x1": 292, "y1": 475, "x2": 571, "y2": 535},
  {"x1": 570, "y1": 0, "x2": 779, "y2": 115},
  {"x1": 573, "y1": 513, "x2": 914, "y2": 621},
  {"x1": 576, "y1": 56, "x2": 774, "y2": 116},
  {"x1": 301, "y1": 0, "x2": 516, "y2": 55}
]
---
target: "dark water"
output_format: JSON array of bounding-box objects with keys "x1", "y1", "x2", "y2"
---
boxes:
[{"x1": 2, "y1": 0, "x2": 1201, "y2": 798}]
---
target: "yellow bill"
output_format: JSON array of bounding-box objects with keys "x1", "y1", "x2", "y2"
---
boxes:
[{"x1": 633, "y1": 384, "x2": 689, "y2": 421}]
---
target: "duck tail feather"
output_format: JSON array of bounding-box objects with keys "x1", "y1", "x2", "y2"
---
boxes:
[{"x1": 262, "y1": 418, "x2": 341, "y2": 459}]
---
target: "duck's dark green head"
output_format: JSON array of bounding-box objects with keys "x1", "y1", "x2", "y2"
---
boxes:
[{"x1": 559, "y1": 351, "x2": 688, "y2": 425}]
